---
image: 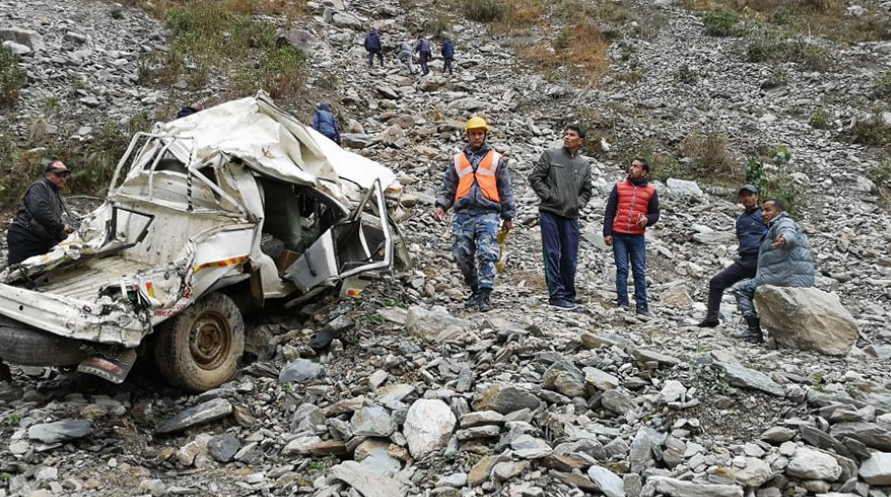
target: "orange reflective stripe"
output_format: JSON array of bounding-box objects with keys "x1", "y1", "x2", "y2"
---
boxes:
[
  {"x1": 193, "y1": 255, "x2": 249, "y2": 273},
  {"x1": 454, "y1": 150, "x2": 501, "y2": 203}
]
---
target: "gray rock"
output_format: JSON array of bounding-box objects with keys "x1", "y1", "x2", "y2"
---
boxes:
[
  {"x1": 601, "y1": 389, "x2": 636, "y2": 415},
  {"x1": 761, "y1": 426, "x2": 797, "y2": 443},
  {"x1": 2, "y1": 40, "x2": 30, "y2": 55},
  {"x1": 492, "y1": 460, "x2": 530, "y2": 481},
  {"x1": 405, "y1": 306, "x2": 473, "y2": 343},
  {"x1": 0, "y1": 27, "x2": 45, "y2": 51},
  {"x1": 27, "y1": 419, "x2": 92, "y2": 443},
  {"x1": 460, "y1": 410, "x2": 505, "y2": 427},
  {"x1": 584, "y1": 366, "x2": 621, "y2": 390},
  {"x1": 657, "y1": 380, "x2": 686, "y2": 403},
  {"x1": 666, "y1": 178, "x2": 703, "y2": 198},
  {"x1": 831, "y1": 422, "x2": 891, "y2": 451},
  {"x1": 755, "y1": 286, "x2": 859, "y2": 356},
  {"x1": 786, "y1": 447, "x2": 842, "y2": 481},
  {"x1": 542, "y1": 361, "x2": 589, "y2": 399},
  {"x1": 732, "y1": 457, "x2": 773, "y2": 487},
  {"x1": 330, "y1": 460, "x2": 403, "y2": 497},
  {"x1": 630, "y1": 427, "x2": 666, "y2": 473},
  {"x1": 156, "y1": 398, "x2": 233, "y2": 434},
  {"x1": 351, "y1": 405, "x2": 394, "y2": 437},
  {"x1": 633, "y1": 348, "x2": 681, "y2": 366},
  {"x1": 859, "y1": 451, "x2": 891, "y2": 485},
  {"x1": 473, "y1": 383, "x2": 541, "y2": 414},
  {"x1": 641, "y1": 476, "x2": 743, "y2": 497},
  {"x1": 436, "y1": 472, "x2": 468, "y2": 488},
  {"x1": 511, "y1": 434, "x2": 553, "y2": 459},
  {"x1": 712, "y1": 360, "x2": 784, "y2": 397},
  {"x1": 207, "y1": 434, "x2": 241, "y2": 463},
  {"x1": 587, "y1": 465, "x2": 625, "y2": 497},
  {"x1": 403, "y1": 399, "x2": 456, "y2": 459},
  {"x1": 279, "y1": 358, "x2": 324, "y2": 384}
]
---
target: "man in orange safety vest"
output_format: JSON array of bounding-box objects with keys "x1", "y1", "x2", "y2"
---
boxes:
[{"x1": 434, "y1": 117, "x2": 516, "y2": 312}]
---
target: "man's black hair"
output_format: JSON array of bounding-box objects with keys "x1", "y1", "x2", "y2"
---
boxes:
[
  {"x1": 565, "y1": 124, "x2": 586, "y2": 140},
  {"x1": 633, "y1": 157, "x2": 651, "y2": 173},
  {"x1": 766, "y1": 198, "x2": 786, "y2": 212}
]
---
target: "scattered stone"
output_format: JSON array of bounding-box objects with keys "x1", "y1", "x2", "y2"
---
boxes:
[
  {"x1": 279, "y1": 358, "x2": 324, "y2": 384},
  {"x1": 786, "y1": 447, "x2": 842, "y2": 481},
  {"x1": 28, "y1": 420, "x2": 92, "y2": 443},
  {"x1": 156, "y1": 399, "x2": 233, "y2": 434},
  {"x1": 587, "y1": 465, "x2": 625, "y2": 497},
  {"x1": 473, "y1": 383, "x2": 541, "y2": 414},
  {"x1": 330, "y1": 460, "x2": 403, "y2": 497},
  {"x1": 207, "y1": 434, "x2": 241, "y2": 463}
]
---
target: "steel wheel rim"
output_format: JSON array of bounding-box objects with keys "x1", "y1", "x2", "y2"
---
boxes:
[{"x1": 189, "y1": 311, "x2": 232, "y2": 371}]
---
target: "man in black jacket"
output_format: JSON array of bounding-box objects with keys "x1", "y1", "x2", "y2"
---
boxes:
[
  {"x1": 528, "y1": 125, "x2": 593, "y2": 311},
  {"x1": 6, "y1": 161, "x2": 74, "y2": 265},
  {"x1": 697, "y1": 185, "x2": 765, "y2": 327}
]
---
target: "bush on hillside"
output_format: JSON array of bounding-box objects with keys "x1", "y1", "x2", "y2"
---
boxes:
[
  {"x1": 462, "y1": 0, "x2": 509, "y2": 23},
  {"x1": 0, "y1": 45, "x2": 25, "y2": 109},
  {"x1": 874, "y1": 70, "x2": 891, "y2": 100},
  {"x1": 746, "y1": 30, "x2": 834, "y2": 71},
  {"x1": 703, "y1": 6, "x2": 740, "y2": 36}
]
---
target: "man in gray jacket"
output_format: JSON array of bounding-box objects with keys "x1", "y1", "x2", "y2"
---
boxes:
[
  {"x1": 528, "y1": 125, "x2": 593, "y2": 311},
  {"x1": 732, "y1": 199, "x2": 815, "y2": 343}
]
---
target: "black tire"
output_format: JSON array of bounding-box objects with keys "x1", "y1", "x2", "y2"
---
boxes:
[
  {"x1": 153, "y1": 292, "x2": 245, "y2": 392},
  {"x1": 0, "y1": 316, "x2": 87, "y2": 366}
]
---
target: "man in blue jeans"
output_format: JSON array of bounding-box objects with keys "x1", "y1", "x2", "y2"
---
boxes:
[
  {"x1": 529, "y1": 125, "x2": 593, "y2": 311},
  {"x1": 603, "y1": 158, "x2": 660, "y2": 316}
]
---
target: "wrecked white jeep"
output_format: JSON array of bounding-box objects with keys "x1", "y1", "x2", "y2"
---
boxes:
[{"x1": 0, "y1": 93, "x2": 410, "y2": 391}]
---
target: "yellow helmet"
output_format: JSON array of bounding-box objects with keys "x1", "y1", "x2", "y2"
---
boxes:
[{"x1": 465, "y1": 116, "x2": 489, "y2": 133}]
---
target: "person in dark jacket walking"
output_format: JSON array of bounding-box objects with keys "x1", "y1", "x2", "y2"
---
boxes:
[
  {"x1": 441, "y1": 35, "x2": 455, "y2": 75},
  {"x1": 312, "y1": 101, "x2": 341, "y2": 146},
  {"x1": 528, "y1": 125, "x2": 593, "y2": 311},
  {"x1": 603, "y1": 158, "x2": 660, "y2": 316},
  {"x1": 415, "y1": 35, "x2": 432, "y2": 75},
  {"x1": 731, "y1": 199, "x2": 814, "y2": 343},
  {"x1": 6, "y1": 161, "x2": 74, "y2": 265},
  {"x1": 434, "y1": 117, "x2": 516, "y2": 312},
  {"x1": 364, "y1": 28, "x2": 383, "y2": 67},
  {"x1": 697, "y1": 185, "x2": 766, "y2": 327}
]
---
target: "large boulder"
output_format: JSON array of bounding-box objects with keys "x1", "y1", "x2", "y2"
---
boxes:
[
  {"x1": 405, "y1": 306, "x2": 473, "y2": 343},
  {"x1": 403, "y1": 399, "x2": 456, "y2": 459},
  {"x1": 754, "y1": 286, "x2": 859, "y2": 356}
]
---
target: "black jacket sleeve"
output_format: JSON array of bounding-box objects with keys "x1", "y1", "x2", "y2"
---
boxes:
[
  {"x1": 646, "y1": 190, "x2": 660, "y2": 227},
  {"x1": 602, "y1": 185, "x2": 618, "y2": 236}
]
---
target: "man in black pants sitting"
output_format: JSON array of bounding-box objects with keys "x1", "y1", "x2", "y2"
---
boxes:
[{"x1": 697, "y1": 185, "x2": 765, "y2": 327}]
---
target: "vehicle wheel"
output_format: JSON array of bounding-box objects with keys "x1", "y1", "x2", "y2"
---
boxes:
[
  {"x1": 153, "y1": 292, "x2": 245, "y2": 392},
  {"x1": 0, "y1": 316, "x2": 87, "y2": 366}
]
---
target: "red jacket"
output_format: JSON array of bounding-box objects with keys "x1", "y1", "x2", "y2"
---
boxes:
[{"x1": 603, "y1": 178, "x2": 660, "y2": 236}]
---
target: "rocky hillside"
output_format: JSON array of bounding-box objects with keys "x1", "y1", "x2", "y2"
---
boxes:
[{"x1": 1, "y1": 0, "x2": 891, "y2": 496}]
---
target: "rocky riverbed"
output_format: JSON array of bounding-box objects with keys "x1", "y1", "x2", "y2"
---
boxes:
[{"x1": 1, "y1": 0, "x2": 891, "y2": 496}]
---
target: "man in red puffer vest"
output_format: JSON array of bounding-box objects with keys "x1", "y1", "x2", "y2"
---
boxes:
[{"x1": 603, "y1": 158, "x2": 661, "y2": 316}]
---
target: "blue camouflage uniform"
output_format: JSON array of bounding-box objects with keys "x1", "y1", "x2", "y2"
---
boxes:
[{"x1": 436, "y1": 143, "x2": 516, "y2": 291}]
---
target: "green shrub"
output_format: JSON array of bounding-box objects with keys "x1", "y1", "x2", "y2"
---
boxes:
[
  {"x1": 761, "y1": 67, "x2": 789, "y2": 89},
  {"x1": 849, "y1": 113, "x2": 891, "y2": 147},
  {"x1": 0, "y1": 45, "x2": 26, "y2": 109},
  {"x1": 430, "y1": 13, "x2": 452, "y2": 37},
  {"x1": 746, "y1": 30, "x2": 834, "y2": 71},
  {"x1": 873, "y1": 70, "x2": 891, "y2": 100},
  {"x1": 257, "y1": 46, "x2": 305, "y2": 100},
  {"x1": 674, "y1": 63, "x2": 698, "y2": 85},
  {"x1": 703, "y1": 6, "x2": 740, "y2": 37},
  {"x1": 810, "y1": 107, "x2": 829, "y2": 128},
  {"x1": 868, "y1": 160, "x2": 891, "y2": 186},
  {"x1": 745, "y1": 146, "x2": 804, "y2": 214},
  {"x1": 462, "y1": 0, "x2": 509, "y2": 23}
]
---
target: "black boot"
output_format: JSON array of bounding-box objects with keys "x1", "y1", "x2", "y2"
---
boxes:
[
  {"x1": 478, "y1": 288, "x2": 492, "y2": 313},
  {"x1": 734, "y1": 315, "x2": 763, "y2": 343},
  {"x1": 465, "y1": 286, "x2": 480, "y2": 311},
  {"x1": 697, "y1": 316, "x2": 720, "y2": 328}
]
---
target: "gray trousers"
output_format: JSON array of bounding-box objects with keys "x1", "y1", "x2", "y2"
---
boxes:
[
  {"x1": 732, "y1": 278, "x2": 758, "y2": 318},
  {"x1": 398, "y1": 52, "x2": 415, "y2": 74}
]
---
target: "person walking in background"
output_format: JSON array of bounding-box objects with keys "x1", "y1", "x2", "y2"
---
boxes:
[
  {"x1": 6, "y1": 160, "x2": 75, "y2": 265},
  {"x1": 434, "y1": 117, "x2": 516, "y2": 312},
  {"x1": 528, "y1": 125, "x2": 593, "y2": 311},
  {"x1": 696, "y1": 185, "x2": 765, "y2": 327},
  {"x1": 397, "y1": 41, "x2": 416, "y2": 75},
  {"x1": 441, "y1": 34, "x2": 455, "y2": 75},
  {"x1": 731, "y1": 199, "x2": 815, "y2": 343},
  {"x1": 312, "y1": 101, "x2": 341, "y2": 146},
  {"x1": 603, "y1": 158, "x2": 660, "y2": 317},
  {"x1": 415, "y1": 35, "x2": 432, "y2": 76},
  {"x1": 364, "y1": 28, "x2": 383, "y2": 67}
]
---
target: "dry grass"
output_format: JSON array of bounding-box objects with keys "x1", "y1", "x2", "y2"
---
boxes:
[
  {"x1": 688, "y1": 0, "x2": 891, "y2": 44},
  {"x1": 564, "y1": 23, "x2": 610, "y2": 82}
]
